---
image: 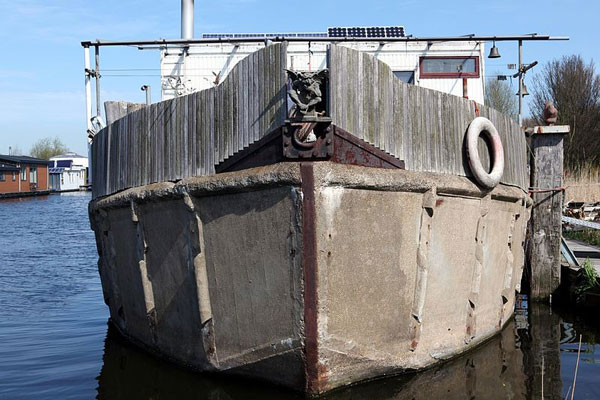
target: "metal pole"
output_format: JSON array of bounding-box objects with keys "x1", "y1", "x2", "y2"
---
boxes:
[
  {"x1": 84, "y1": 46, "x2": 93, "y2": 135},
  {"x1": 141, "y1": 85, "x2": 151, "y2": 105},
  {"x1": 181, "y1": 0, "x2": 194, "y2": 39},
  {"x1": 518, "y1": 40, "x2": 523, "y2": 126},
  {"x1": 95, "y1": 45, "x2": 101, "y2": 118},
  {"x1": 81, "y1": 34, "x2": 569, "y2": 48}
]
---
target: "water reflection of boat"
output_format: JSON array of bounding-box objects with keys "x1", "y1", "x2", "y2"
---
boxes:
[
  {"x1": 97, "y1": 314, "x2": 567, "y2": 400},
  {"x1": 97, "y1": 324, "x2": 304, "y2": 400}
]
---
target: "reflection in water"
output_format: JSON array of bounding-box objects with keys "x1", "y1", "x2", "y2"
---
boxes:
[
  {"x1": 524, "y1": 303, "x2": 562, "y2": 400},
  {"x1": 556, "y1": 306, "x2": 600, "y2": 400},
  {"x1": 96, "y1": 325, "x2": 303, "y2": 400},
  {"x1": 96, "y1": 303, "x2": 576, "y2": 400}
]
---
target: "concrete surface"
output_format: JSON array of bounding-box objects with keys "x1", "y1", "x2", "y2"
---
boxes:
[{"x1": 89, "y1": 162, "x2": 531, "y2": 395}]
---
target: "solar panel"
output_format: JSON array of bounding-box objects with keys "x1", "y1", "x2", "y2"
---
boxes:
[
  {"x1": 328, "y1": 27, "x2": 347, "y2": 37},
  {"x1": 203, "y1": 33, "x2": 329, "y2": 39},
  {"x1": 328, "y1": 26, "x2": 405, "y2": 38},
  {"x1": 201, "y1": 28, "x2": 404, "y2": 40}
]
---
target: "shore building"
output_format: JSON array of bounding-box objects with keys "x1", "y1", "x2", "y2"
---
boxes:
[
  {"x1": 0, "y1": 155, "x2": 50, "y2": 197},
  {"x1": 48, "y1": 153, "x2": 89, "y2": 191}
]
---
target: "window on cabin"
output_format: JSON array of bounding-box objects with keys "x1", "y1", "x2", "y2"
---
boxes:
[
  {"x1": 30, "y1": 167, "x2": 37, "y2": 184},
  {"x1": 20, "y1": 167, "x2": 26, "y2": 180},
  {"x1": 0, "y1": 171, "x2": 5, "y2": 181},
  {"x1": 12, "y1": 171, "x2": 16, "y2": 181},
  {"x1": 393, "y1": 71, "x2": 415, "y2": 84},
  {"x1": 56, "y1": 160, "x2": 72, "y2": 168},
  {"x1": 419, "y1": 56, "x2": 479, "y2": 78}
]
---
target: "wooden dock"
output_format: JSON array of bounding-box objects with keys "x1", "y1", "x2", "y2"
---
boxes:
[{"x1": 564, "y1": 238, "x2": 600, "y2": 275}]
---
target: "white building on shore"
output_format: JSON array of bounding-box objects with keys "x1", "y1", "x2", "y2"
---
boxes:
[{"x1": 48, "y1": 152, "x2": 89, "y2": 191}]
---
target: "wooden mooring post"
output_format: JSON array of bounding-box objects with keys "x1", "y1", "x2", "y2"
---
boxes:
[{"x1": 526, "y1": 124, "x2": 570, "y2": 301}]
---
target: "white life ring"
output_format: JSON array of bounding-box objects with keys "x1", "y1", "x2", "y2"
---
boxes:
[{"x1": 465, "y1": 117, "x2": 504, "y2": 189}]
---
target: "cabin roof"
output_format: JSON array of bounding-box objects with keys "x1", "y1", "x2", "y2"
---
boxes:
[
  {"x1": 0, "y1": 155, "x2": 52, "y2": 165},
  {"x1": 50, "y1": 152, "x2": 87, "y2": 160}
]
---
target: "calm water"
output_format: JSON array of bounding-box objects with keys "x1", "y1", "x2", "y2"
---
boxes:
[{"x1": 0, "y1": 193, "x2": 599, "y2": 399}]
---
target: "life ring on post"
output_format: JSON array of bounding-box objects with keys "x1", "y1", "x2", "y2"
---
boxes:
[{"x1": 465, "y1": 117, "x2": 504, "y2": 189}]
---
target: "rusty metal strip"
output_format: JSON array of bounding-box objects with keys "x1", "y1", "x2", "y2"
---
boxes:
[
  {"x1": 216, "y1": 124, "x2": 405, "y2": 174},
  {"x1": 300, "y1": 162, "x2": 325, "y2": 393},
  {"x1": 215, "y1": 127, "x2": 283, "y2": 173},
  {"x1": 409, "y1": 187, "x2": 436, "y2": 351},
  {"x1": 332, "y1": 126, "x2": 405, "y2": 169}
]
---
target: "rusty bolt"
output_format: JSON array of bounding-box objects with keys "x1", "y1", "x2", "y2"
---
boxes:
[
  {"x1": 313, "y1": 149, "x2": 319, "y2": 157},
  {"x1": 326, "y1": 138, "x2": 332, "y2": 145},
  {"x1": 284, "y1": 140, "x2": 290, "y2": 147}
]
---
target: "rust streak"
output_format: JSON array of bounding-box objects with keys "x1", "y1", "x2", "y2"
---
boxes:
[{"x1": 300, "y1": 162, "x2": 325, "y2": 394}]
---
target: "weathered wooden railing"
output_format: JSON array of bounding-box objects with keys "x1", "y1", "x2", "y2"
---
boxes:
[
  {"x1": 328, "y1": 45, "x2": 528, "y2": 190},
  {"x1": 91, "y1": 43, "x2": 288, "y2": 198},
  {"x1": 91, "y1": 43, "x2": 528, "y2": 198}
]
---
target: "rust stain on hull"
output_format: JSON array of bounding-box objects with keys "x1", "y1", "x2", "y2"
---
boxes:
[{"x1": 300, "y1": 162, "x2": 328, "y2": 394}]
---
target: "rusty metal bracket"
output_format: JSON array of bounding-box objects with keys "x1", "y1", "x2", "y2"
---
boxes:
[
  {"x1": 216, "y1": 122, "x2": 404, "y2": 173},
  {"x1": 282, "y1": 118, "x2": 333, "y2": 160}
]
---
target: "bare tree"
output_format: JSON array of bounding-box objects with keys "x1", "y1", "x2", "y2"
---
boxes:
[
  {"x1": 485, "y1": 76, "x2": 518, "y2": 120},
  {"x1": 30, "y1": 137, "x2": 69, "y2": 160},
  {"x1": 530, "y1": 55, "x2": 600, "y2": 172}
]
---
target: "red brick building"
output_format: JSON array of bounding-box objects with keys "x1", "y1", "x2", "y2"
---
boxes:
[{"x1": 0, "y1": 155, "x2": 50, "y2": 196}]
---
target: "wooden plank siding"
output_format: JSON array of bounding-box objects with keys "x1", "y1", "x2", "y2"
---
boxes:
[
  {"x1": 92, "y1": 42, "x2": 527, "y2": 199},
  {"x1": 91, "y1": 43, "x2": 288, "y2": 198},
  {"x1": 328, "y1": 44, "x2": 528, "y2": 190}
]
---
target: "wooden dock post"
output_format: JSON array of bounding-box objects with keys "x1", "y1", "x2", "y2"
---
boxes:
[{"x1": 527, "y1": 125, "x2": 570, "y2": 301}]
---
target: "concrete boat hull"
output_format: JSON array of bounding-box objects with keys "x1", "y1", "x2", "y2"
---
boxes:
[{"x1": 89, "y1": 162, "x2": 530, "y2": 395}]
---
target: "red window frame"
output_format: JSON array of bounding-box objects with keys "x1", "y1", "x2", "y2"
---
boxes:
[{"x1": 419, "y1": 56, "x2": 480, "y2": 79}]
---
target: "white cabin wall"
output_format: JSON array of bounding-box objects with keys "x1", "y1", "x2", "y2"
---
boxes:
[
  {"x1": 49, "y1": 155, "x2": 89, "y2": 191},
  {"x1": 161, "y1": 40, "x2": 485, "y2": 104}
]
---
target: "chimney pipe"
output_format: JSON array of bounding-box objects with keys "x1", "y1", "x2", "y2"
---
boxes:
[{"x1": 181, "y1": 0, "x2": 194, "y2": 39}]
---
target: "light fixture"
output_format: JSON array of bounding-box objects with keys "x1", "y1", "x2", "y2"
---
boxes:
[{"x1": 488, "y1": 40, "x2": 501, "y2": 58}]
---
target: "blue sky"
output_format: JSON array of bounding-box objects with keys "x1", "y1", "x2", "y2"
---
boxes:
[{"x1": 0, "y1": 0, "x2": 597, "y2": 156}]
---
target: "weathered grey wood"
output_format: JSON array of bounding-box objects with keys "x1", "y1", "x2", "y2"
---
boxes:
[
  {"x1": 91, "y1": 43, "x2": 288, "y2": 198},
  {"x1": 104, "y1": 101, "x2": 145, "y2": 126},
  {"x1": 93, "y1": 42, "x2": 526, "y2": 199},
  {"x1": 327, "y1": 44, "x2": 528, "y2": 191},
  {"x1": 527, "y1": 128, "x2": 569, "y2": 300}
]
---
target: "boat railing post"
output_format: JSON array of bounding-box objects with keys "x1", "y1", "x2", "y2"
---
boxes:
[
  {"x1": 95, "y1": 45, "x2": 101, "y2": 119},
  {"x1": 518, "y1": 40, "x2": 523, "y2": 126},
  {"x1": 84, "y1": 45, "x2": 92, "y2": 139}
]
